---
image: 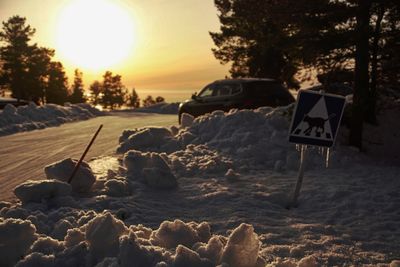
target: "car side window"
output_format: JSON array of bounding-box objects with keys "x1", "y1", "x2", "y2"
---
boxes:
[
  {"x1": 198, "y1": 85, "x2": 214, "y2": 98},
  {"x1": 215, "y1": 85, "x2": 231, "y2": 96},
  {"x1": 231, "y1": 84, "x2": 241, "y2": 95},
  {"x1": 214, "y1": 84, "x2": 242, "y2": 97}
]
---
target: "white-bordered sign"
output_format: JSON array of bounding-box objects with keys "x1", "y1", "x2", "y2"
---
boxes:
[{"x1": 288, "y1": 90, "x2": 346, "y2": 147}]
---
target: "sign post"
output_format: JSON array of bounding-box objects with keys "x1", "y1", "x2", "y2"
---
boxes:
[{"x1": 287, "y1": 90, "x2": 346, "y2": 208}]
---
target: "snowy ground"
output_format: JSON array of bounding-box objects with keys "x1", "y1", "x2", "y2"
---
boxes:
[
  {"x1": 0, "y1": 104, "x2": 399, "y2": 266},
  {"x1": 0, "y1": 112, "x2": 177, "y2": 201}
]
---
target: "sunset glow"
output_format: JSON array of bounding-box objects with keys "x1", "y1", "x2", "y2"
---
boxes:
[
  {"x1": 55, "y1": 0, "x2": 136, "y2": 71},
  {"x1": 0, "y1": 0, "x2": 230, "y2": 100}
]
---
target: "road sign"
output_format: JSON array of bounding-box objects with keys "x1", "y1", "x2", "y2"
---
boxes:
[{"x1": 289, "y1": 90, "x2": 346, "y2": 147}]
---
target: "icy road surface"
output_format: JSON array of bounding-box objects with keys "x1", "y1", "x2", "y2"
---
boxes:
[{"x1": 0, "y1": 112, "x2": 177, "y2": 201}]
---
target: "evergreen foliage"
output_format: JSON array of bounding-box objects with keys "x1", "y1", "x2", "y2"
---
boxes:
[
  {"x1": 99, "y1": 71, "x2": 126, "y2": 109},
  {"x1": 89, "y1": 80, "x2": 102, "y2": 106},
  {"x1": 211, "y1": 0, "x2": 400, "y2": 149},
  {"x1": 126, "y1": 88, "x2": 140, "y2": 108},
  {"x1": 142, "y1": 95, "x2": 156, "y2": 107},
  {"x1": 0, "y1": 16, "x2": 69, "y2": 104},
  {"x1": 45, "y1": 61, "x2": 69, "y2": 105},
  {"x1": 69, "y1": 69, "x2": 86, "y2": 104}
]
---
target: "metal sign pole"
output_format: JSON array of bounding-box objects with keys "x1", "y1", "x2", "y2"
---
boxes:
[{"x1": 287, "y1": 144, "x2": 308, "y2": 209}]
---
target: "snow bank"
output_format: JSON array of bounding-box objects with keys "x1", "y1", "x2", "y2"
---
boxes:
[
  {"x1": 45, "y1": 158, "x2": 96, "y2": 193},
  {"x1": 0, "y1": 102, "x2": 103, "y2": 136},
  {"x1": 118, "y1": 105, "x2": 354, "y2": 177},
  {"x1": 134, "y1": 102, "x2": 179, "y2": 114}
]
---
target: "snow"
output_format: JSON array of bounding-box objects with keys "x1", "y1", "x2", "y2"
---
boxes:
[
  {"x1": 220, "y1": 223, "x2": 262, "y2": 267},
  {"x1": 124, "y1": 150, "x2": 178, "y2": 189},
  {"x1": 45, "y1": 158, "x2": 96, "y2": 193},
  {"x1": 0, "y1": 102, "x2": 103, "y2": 136},
  {"x1": 132, "y1": 102, "x2": 179, "y2": 114},
  {"x1": 0, "y1": 104, "x2": 399, "y2": 266},
  {"x1": 13, "y1": 180, "x2": 72, "y2": 203},
  {"x1": 180, "y1": 112, "x2": 194, "y2": 128},
  {"x1": 0, "y1": 218, "x2": 38, "y2": 267}
]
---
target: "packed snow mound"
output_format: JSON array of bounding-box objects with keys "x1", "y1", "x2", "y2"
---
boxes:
[
  {"x1": 13, "y1": 179, "x2": 72, "y2": 203},
  {"x1": 0, "y1": 102, "x2": 103, "y2": 136},
  {"x1": 45, "y1": 158, "x2": 96, "y2": 193}
]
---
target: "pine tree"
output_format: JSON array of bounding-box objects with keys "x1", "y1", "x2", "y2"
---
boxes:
[
  {"x1": 155, "y1": 96, "x2": 165, "y2": 103},
  {"x1": 89, "y1": 80, "x2": 102, "y2": 105},
  {"x1": 69, "y1": 69, "x2": 86, "y2": 103},
  {"x1": 0, "y1": 16, "x2": 35, "y2": 101},
  {"x1": 142, "y1": 95, "x2": 156, "y2": 107},
  {"x1": 100, "y1": 71, "x2": 126, "y2": 109},
  {"x1": 45, "y1": 61, "x2": 69, "y2": 105},
  {"x1": 126, "y1": 88, "x2": 140, "y2": 108}
]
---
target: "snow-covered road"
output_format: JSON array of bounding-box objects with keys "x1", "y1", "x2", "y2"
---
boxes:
[{"x1": 0, "y1": 112, "x2": 177, "y2": 201}]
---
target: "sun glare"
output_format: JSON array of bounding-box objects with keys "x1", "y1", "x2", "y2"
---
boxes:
[{"x1": 56, "y1": 0, "x2": 136, "y2": 71}]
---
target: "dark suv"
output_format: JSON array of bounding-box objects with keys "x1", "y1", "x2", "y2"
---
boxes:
[{"x1": 178, "y1": 78, "x2": 295, "y2": 123}]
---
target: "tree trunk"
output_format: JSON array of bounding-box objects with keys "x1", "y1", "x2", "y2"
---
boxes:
[
  {"x1": 349, "y1": 0, "x2": 371, "y2": 149},
  {"x1": 366, "y1": 3, "x2": 384, "y2": 125}
]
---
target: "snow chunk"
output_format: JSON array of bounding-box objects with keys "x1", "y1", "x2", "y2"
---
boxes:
[
  {"x1": 117, "y1": 127, "x2": 174, "y2": 154},
  {"x1": 195, "y1": 235, "x2": 225, "y2": 264},
  {"x1": 85, "y1": 212, "x2": 128, "y2": 262},
  {"x1": 225, "y1": 169, "x2": 240, "y2": 182},
  {"x1": 0, "y1": 218, "x2": 38, "y2": 267},
  {"x1": 298, "y1": 255, "x2": 318, "y2": 267},
  {"x1": 45, "y1": 158, "x2": 96, "y2": 193},
  {"x1": 104, "y1": 179, "x2": 130, "y2": 197},
  {"x1": 95, "y1": 257, "x2": 119, "y2": 267},
  {"x1": 64, "y1": 228, "x2": 85, "y2": 248},
  {"x1": 30, "y1": 236, "x2": 64, "y2": 255},
  {"x1": 14, "y1": 179, "x2": 72, "y2": 203},
  {"x1": 51, "y1": 219, "x2": 74, "y2": 240},
  {"x1": 118, "y1": 231, "x2": 169, "y2": 267},
  {"x1": 168, "y1": 144, "x2": 232, "y2": 176},
  {"x1": 15, "y1": 252, "x2": 55, "y2": 267},
  {"x1": 173, "y1": 245, "x2": 213, "y2": 267},
  {"x1": 221, "y1": 223, "x2": 260, "y2": 267},
  {"x1": 124, "y1": 150, "x2": 177, "y2": 189},
  {"x1": 150, "y1": 219, "x2": 210, "y2": 249},
  {"x1": 181, "y1": 113, "x2": 194, "y2": 128}
]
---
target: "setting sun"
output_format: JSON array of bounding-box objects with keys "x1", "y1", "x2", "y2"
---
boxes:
[{"x1": 55, "y1": 0, "x2": 136, "y2": 71}]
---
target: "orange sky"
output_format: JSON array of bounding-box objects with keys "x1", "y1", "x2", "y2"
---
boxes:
[{"x1": 0, "y1": 0, "x2": 230, "y2": 99}]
